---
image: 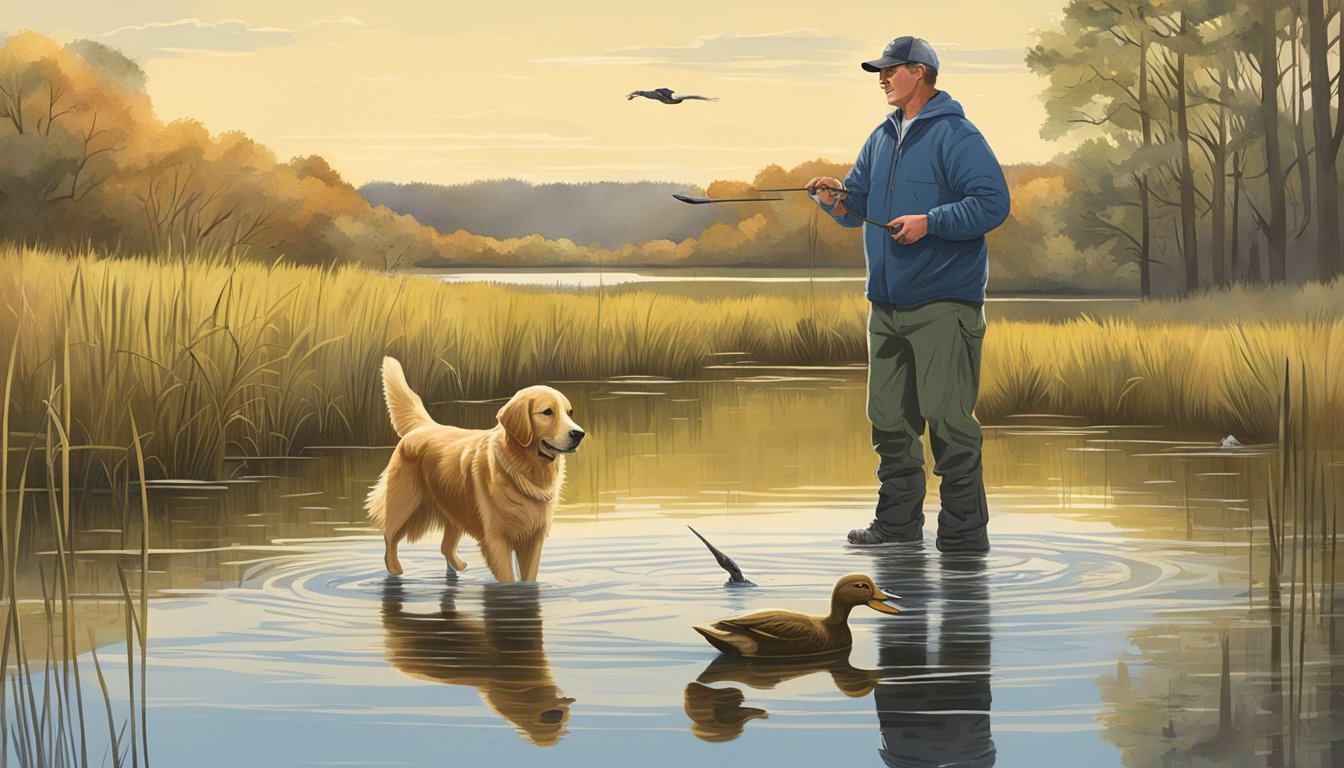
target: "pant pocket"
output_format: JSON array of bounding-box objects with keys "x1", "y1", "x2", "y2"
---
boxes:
[
  {"x1": 954, "y1": 308, "x2": 985, "y2": 393},
  {"x1": 955, "y1": 305, "x2": 986, "y2": 342}
]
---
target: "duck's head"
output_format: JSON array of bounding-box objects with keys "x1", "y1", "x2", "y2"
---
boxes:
[{"x1": 833, "y1": 573, "x2": 903, "y2": 614}]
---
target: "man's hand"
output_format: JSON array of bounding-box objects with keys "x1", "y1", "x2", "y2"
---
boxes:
[
  {"x1": 805, "y1": 176, "x2": 846, "y2": 209},
  {"x1": 888, "y1": 214, "x2": 928, "y2": 244}
]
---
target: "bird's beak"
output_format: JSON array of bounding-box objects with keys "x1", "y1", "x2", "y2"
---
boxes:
[{"x1": 868, "y1": 587, "x2": 903, "y2": 615}]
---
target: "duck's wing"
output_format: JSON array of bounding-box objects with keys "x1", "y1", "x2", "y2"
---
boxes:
[
  {"x1": 653, "y1": 87, "x2": 675, "y2": 97},
  {"x1": 678, "y1": 94, "x2": 718, "y2": 101},
  {"x1": 714, "y1": 611, "x2": 824, "y2": 643}
]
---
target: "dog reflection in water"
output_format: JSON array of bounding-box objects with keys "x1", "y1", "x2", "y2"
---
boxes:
[
  {"x1": 380, "y1": 579, "x2": 574, "y2": 746},
  {"x1": 684, "y1": 652, "x2": 880, "y2": 742}
]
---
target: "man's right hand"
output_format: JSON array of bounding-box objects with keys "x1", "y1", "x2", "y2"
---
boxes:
[{"x1": 805, "y1": 176, "x2": 845, "y2": 208}]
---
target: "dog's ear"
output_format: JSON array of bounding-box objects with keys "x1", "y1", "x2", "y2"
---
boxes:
[{"x1": 497, "y1": 392, "x2": 534, "y2": 447}]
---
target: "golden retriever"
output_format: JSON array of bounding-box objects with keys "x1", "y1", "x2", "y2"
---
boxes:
[{"x1": 365, "y1": 357, "x2": 584, "y2": 582}]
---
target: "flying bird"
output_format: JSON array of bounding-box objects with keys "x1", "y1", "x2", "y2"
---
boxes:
[
  {"x1": 627, "y1": 88, "x2": 718, "y2": 104},
  {"x1": 688, "y1": 526, "x2": 753, "y2": 586}
]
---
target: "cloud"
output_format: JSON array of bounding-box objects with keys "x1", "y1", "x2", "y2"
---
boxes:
[
  {"x1": 535, "y1": 30, "x2": 1027, "y2": 76},
  {"x1": 98, "y1": 16, "x2": 368, "y2": 60},
  {"x1": 932, "y1": 43, "x2": 1030, "y2": 73},
  {"x1": 535, "y1": 29, "x2": 866, "y2": 76},
  {"x1": 99, "y1": 18, "x2": 292, "y2": 58}
]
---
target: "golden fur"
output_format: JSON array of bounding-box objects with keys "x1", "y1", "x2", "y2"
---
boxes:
[{"x1": 365, "y1": 357, "x2": 584, "y2": 582}]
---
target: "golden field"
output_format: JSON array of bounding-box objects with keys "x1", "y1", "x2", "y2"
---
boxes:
[{"x1": 2, "y1": 246, "x2": 1340, "y2": 480}]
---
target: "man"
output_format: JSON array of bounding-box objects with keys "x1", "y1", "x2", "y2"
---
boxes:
[{"x1": 807, "y1": 36, "x2": 1009, "y2": 552}]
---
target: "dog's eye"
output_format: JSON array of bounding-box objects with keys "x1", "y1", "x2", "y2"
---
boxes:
[
  {"x1": 542, "y1": 408, "x2": 553, "y2": 417},
  {"x1": 567, "y1": 409, "x2": 573, "y2": 416}
]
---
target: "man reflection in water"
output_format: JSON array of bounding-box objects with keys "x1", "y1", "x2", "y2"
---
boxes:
[
  {"x1": 872, "y1": 550, "x2": 995, "y2": 767},
  {"x1": 380, "y1": 579, "x2": 575, "y2": 746}
]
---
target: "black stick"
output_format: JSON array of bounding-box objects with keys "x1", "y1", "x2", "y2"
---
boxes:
[{"x1": 753, "y1": 187, "x2": 904, "y2": 235}]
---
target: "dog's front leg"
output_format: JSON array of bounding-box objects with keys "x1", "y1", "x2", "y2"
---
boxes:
[
  {"x1": 478, "y1": 535, "x2": 517, "y2": 583},
  {"x1": 516, "y1": 530, "x2": 546, "y2": 582}
]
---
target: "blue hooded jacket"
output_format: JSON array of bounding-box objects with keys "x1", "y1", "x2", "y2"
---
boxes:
[{"x1": 829, "y1": 91, "x2": 1010, "y2": 307}]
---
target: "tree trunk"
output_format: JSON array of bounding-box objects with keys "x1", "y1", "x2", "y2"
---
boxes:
[
  {"x1": 1307, "y1": 0, "x2": 1341, "y2": 282},
  {"x1": 1232, "y1": 153, "x2": 1244, "y2": 282},
  {"x1": 1211, "y1": 59, "x2": 1229, "y2": 287},
  {"x1": 1261, "y1": 0, "x2": 1289, "y2": 282},
  {"x1": 1140, "y1": 28, "x2": 1153, "y2": 298},
  {"x1": 1177, "y1": 12, "x2": 1200, "y2": 292}
]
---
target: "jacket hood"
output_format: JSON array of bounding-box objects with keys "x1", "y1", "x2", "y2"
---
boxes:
[{"x1": 888, "y1": 91, "x2": 964, "y2": 126}]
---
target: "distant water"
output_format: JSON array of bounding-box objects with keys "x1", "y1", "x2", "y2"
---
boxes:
[
  {"x1": 416, "y1": 269, "x2": 1140, "y2": 320},
  {"x1": 424, "y1": 268, "x2": 866, "y2": 287}
]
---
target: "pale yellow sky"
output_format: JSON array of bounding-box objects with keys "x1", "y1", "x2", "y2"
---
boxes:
[{"x1": 5, "y1": 1, "x2": 1076, "y2": 187}]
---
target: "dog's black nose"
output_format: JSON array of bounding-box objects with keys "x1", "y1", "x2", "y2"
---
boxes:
[{"x1": 569, "y1": 429, "x2": 585, "y2": 443}]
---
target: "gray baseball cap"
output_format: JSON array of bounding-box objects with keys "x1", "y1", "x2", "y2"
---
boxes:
[{"x1": 861, "y1": 36, "x2": 940, "y2": 73}]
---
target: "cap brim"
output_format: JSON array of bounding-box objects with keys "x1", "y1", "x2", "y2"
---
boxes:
[{"x1": 861, "y1": 57, "x2": 905, "y2": 72}]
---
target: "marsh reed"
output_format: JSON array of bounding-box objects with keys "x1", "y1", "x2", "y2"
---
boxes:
[
  {"x1": 2, "y1": 322, "x2": 150, "y2": 767},
  {"x1": 1257, "y1": 357, "x2": 1341, "y2": 767},
  {"x1": 1, "y1": 244, "x2": 1341, "y2": 484}
]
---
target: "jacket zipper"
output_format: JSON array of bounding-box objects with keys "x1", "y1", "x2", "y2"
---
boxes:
[{"x1": 886, "y1": 116, "x2": 902, "y2": 202}]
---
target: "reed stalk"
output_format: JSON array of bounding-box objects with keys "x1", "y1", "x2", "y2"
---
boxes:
[
  {"x1": 85, "y1": 630, "x2": 124, "y2": 768},
  {"x1": 128, "y1": 417, "x2": 149, "y2": 768}
]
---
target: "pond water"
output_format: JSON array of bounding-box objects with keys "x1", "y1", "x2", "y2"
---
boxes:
[
  {"x1": 412, "y1": 268, "x2": 1141, "y2": 322},
  {"x1": 10, "y1": 369, "x2": 1342, "y2": 767}
]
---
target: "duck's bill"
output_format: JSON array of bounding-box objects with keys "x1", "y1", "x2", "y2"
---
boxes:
[{"x1": 867, "y1": 596, "x2": 903, "y2": 615}]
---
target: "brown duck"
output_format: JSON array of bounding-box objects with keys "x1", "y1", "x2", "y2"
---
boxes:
[{"x1": 693, "y1": 573, "x2": 902, "y2": 658}]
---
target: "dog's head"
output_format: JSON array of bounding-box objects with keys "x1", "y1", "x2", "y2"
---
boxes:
[{"x1": 496, "y1": 386, "x2": 585, "y2": 460}]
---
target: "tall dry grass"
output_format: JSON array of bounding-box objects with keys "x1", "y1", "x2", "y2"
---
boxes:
[
  {"x1": 977, "y1": 316, "x2": 1343, "y2": 439},
  {"x1": 2, "y1": 245, "x2": 1341, "y2": 482},
  {"x1": 2, "y1": 323, "x2": 150, "y2": 767}
]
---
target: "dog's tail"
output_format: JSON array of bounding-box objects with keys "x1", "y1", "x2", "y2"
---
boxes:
[{"x1": 382, "y1": 356, "x2": 436, "y2": 437}]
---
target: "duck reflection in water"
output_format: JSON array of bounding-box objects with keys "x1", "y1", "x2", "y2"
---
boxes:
[
  {"x1": 684, "y1": 648, "x2": 882, "y2": 741},
  {"x1": 871, "y1": 548, "x2": 996, "y2": 767},
  {"x1": 380, "y1": 578, "x2": 574, "y2": 746}
]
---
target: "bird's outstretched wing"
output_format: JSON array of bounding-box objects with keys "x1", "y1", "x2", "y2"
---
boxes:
[
  {"x1": 689, "y1": 526, "x2": 751, "y2": 584},
  {"x1": 628, "y1": 88, "x2": 718, "y2": 104}
]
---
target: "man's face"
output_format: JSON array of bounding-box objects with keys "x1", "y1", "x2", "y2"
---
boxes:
[{"x1": 879, "y1": 64, "x2": 922, "y2": 109}]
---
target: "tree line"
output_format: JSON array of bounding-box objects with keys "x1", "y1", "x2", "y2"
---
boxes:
[
  {"x1": 1, "y1": 29, "x2": 1136, "y2": 292},
  {"x1": 1028, "y1": 0, "x2": 1344, "y2": 296},
  {"x1": 360, "y1": 179, "x2": 739, "y2": 248}
]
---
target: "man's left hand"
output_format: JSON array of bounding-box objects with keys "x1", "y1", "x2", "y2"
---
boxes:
[{"x1": 888, "y1": 214, "x2": 928, "y2": 244}]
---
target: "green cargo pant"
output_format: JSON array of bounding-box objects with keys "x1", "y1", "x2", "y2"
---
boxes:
[{"x1": 866, "y1": 300, "x2": 989, "y2": 551}]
